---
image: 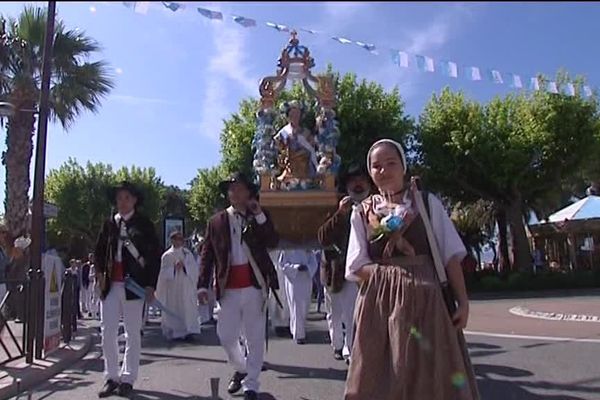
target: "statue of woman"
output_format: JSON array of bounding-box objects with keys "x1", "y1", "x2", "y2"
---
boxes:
[{"x1": 274, "y1": 100, "x2": 318, "y2": 189}]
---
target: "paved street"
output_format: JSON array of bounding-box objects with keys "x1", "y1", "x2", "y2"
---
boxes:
[{"x1": 11, "y1": 294, "x2": 600, "y2": 400}]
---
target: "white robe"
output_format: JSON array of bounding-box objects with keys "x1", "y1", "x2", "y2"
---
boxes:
[
  {"x1": 279, "y1": 249, "x2": 318, "y2": 340},
  {"x1": 156, "y1": 246, "x2": 201, "y2": 339},
  {"x1": 268, "y1": 250, "x2": 289, "y2": 328}
]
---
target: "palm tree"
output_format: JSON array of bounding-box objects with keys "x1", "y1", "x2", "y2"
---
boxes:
[
  {"x1": 451, "y1": 200, "x2": 495, "y2": 267},
  {"x1": 0, "y1": 6, "x2": 114, "y2": 237}
]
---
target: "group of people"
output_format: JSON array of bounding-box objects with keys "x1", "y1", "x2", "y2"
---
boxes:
[
  {"x1": 93, "y1": 137, "x2": 480, "y2": 400},
  {"x1": 67, "y1": 256, "x2": 99, "y2": 319}
]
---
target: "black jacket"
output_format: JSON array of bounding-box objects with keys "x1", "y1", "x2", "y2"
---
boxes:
[{"x1": 94, "y1": 212, "x2": 161, "y2": 300}]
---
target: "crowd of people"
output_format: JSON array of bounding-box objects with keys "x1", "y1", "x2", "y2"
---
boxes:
[{"x1": 90, "y1": 137, "x2": 479, "y2": 400}]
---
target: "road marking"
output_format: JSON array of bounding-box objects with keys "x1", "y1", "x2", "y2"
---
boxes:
[
  {"x1": 465, "y1": 330, "x2": 600, "y2": 344},
  {"x1": 509, "y1": 306, "x2": 600, "y2": 323}
]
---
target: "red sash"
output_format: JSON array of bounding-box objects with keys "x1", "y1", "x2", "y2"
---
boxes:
[
  {"x1": 226, "y1": 263, "x2": 253, "y2": 289},
  {"x1": 112, "y1": 261, "x2": 125, "y2": 282}
]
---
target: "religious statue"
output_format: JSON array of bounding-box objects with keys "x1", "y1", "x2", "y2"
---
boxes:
[{"x1": 274, "y1": 100, "x2": 319, "y2": 190}]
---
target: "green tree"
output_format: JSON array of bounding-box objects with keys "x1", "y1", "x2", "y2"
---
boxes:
[
  {"x1": 0, "y1": 6, "x2": 114, "y2": 237},
  {"x1": 45, "y1": 160, "x2": 166, "y2": 257},
  {"x1": 188, "y1": 166, "x2": 227, "y2": 230},
  {"x1": 418, "y1": 78, "x2": 600, "y2": 271}
]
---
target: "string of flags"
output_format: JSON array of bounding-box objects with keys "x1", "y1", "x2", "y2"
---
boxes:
[{"x1": 121, "y1": 2, "x2": 596, "y2": 98}]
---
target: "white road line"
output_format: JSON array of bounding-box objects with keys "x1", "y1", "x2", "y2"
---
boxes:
[
  {"x1": 465, "y1": 330, "x2": 600, "y2": 344},
  {"x1": 509, "y1": 306, "x2": 600, "y2": 323}
]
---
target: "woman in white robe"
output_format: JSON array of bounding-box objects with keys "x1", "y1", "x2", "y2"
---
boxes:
[
  {"x1": 279, "y1": 249, "x2": 318, "y2": 344},
  {"x1": 156, "y1": 232, "x2": 201, "y2": 340}
]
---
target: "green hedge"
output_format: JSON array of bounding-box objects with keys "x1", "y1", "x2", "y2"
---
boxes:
[{"x1": 466, "y1": 270, "x2": 600, "y2": 292}]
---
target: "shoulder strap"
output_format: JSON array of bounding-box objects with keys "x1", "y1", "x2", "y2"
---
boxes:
[{"x1": 422, "y1": 190, "x2": 431, "y2": 218}]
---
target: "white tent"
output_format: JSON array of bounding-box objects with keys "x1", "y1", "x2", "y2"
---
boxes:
[{"x1": 547, "y1": 196, "x2": 600, "y2": 223}]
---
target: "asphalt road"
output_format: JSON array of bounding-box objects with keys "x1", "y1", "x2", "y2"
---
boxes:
[{"x1": 12, "y1": 298, "x2": 600, "y2": 400}]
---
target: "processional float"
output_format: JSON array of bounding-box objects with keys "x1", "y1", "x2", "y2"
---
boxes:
[{"x1": 252, "y1": 31, "x2": 341, "y2": 247}]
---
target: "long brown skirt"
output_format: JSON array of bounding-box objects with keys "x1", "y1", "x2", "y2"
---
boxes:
[{"x1": 345, "y1": 256, "x2": 480, "y2": 400}]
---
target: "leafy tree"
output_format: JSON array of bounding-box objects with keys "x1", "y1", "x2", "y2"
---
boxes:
[
  {"x1": 45, "y1": 160, "x2": 165, "y2": 257},
  {"x1": 418, "y1": 76, "x2": 600, "y2": 271},
  {"x1": 188, "y1": 166, "x2": 227, "y2": 230},
  {"x1": 1, "y1": 6, "x2": 114, "y2": 237}
]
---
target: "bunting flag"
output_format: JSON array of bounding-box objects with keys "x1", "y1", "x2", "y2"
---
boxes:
[
  {"x1": 416, "y1": 55, "x2": 435, "y2": 72},
  {"x1": 233, "y1": 16, "x2": 256, "y2": 28},
  {"x1": 161, "y1": 2, "x2": 182, "y2": 12},
  {"x1": 118, "y1": 2, "x2": 598, "y2": 98},
  {"x1": 391, "y1": 50, "x2": 409, "y2": 68},
  {"x1": 355, "y1": 41, "x2": 377, "y2": 54},
  {"x1": 122, "y1": 2, "x2": 149, "y2": 14},
  {"x1": 530, "y1": 77, "x2": 541, "y2": 91},
  {"x1": 332, "y1": 36, "x2": 353, "y2": 45},
  {"x1": 489, "y1": 69, "x2": 503, "y2": 84},
  {"x1": 467, "y1": 67, "x2": 482, "y2": 81},
  {"x1": 197, "y1": 7, "x2": 223, "y2": 20},
  {"x1": 266, "y1": 22, "x2": 289, "y2": 32},
  {"x1": 440, "y1": 61, "x2": 458, "y2": 78}
]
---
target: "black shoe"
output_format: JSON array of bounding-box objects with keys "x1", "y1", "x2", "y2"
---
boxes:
[
  {"x1": 98, "y1": 379, "x2": 119, "y2": 398},
  {"x1": 296, "y1": 338, "x2": 306, "y2": 345},
  {"x1": 334, "y1": 349, "x2": 344, "y2": 360},
  {"x1": 117, "y1": 382, "x2": 133, "y2": 398},
  {"x1": 244, "y1": 390, "x2": 258, "y2": 400},
  {"x1": 227, "y1": 371, "x2": 247, "y2": 394}
]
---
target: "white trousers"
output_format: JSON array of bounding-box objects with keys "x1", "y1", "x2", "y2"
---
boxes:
[
  {"x1": 80, "y1": 285, "x2": 92, "y2": 313},
  {"x1": 285, "y1": 272, "x2": 312, "y2": 340},
  {"x1": 325, "y1": 282, "x2": 358, "y2": 355},
  {"x1": 101, "y1": 282, "x2": 144, "y2": 385},
  {"x1": 217, "y1": 287, "x2": 265, "y2": 393}
]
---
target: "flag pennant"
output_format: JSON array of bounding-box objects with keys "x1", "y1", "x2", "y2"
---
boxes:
[
  {"x1": 489, "y1": 69, "x2": 503, "y2": 84},
  {"x1": 355, "y1": 41, "x2": 377, "y2": 54},
  {"x1": 233, "y1": 16, "x2": 256, "y2": 28},
  {"x1": 583, "y1": 85, "x2": 593, "y2": 97},
  {"x1": 467, "y1": 66, "x2": 482, "y2": 81},
  {"x1": 300, "y1": 28, "x2": 317, "y2": 35},
  {"x1": 416, "y1": 55, "x2": 435, "y2": 72},
  {"x1": 332, "y1": 36, "x2": 352, "y2": 45},
  {"x1": 197, "y1": 7, "x2": 223, "y2": 20},
  {"x1": 266, "y1": 22, "x2": 289, "y2": 32},
  {"x1": 509, "y1": 73, "x2": 523, "y2": 89},
  {"x1": 161, "y1": 2, "x2": 182, "y2": 12},
  {"x1": 440, "y1": 60, "x2": 458, "y2": 78},
  {"x1": 390, "y1": 50, "x2": 409, "y2": 68},
  {"x1": 564, "y1": 83, "x2": 575, "y2": 96},
  {"x1": 547, "y1": 81, "x2": 559, "y2": 94},
  {"x1": 530, "y1": 77, "x2": 540, "y2": 91},
  {"x1": 122, "y1": 2, "x2": 149, "y2": 14}
]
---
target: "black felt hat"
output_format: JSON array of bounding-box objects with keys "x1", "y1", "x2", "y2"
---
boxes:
[
  {"x1": 218, "y1": 172, "x2": 259, "y2": 197},
  {"x1": 337, "y1": 163, "x2": 370, "y2": 193},
  {"x1": 108, "y1": 181, "x2": 144, "y2": 206}
]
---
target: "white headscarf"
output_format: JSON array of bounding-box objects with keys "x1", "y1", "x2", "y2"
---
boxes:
[{"x1": 366, "y1": 139, "x2": 407, "y2": 176}]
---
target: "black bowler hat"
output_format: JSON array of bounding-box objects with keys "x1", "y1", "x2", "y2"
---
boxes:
[
  {"x1": 108, "y1": 181, "x2": 144, "y2": 206},
  {"x1": 218, "y1": 172, "x2": 259, "y2": 197},
  {"x1": 337, "y1": 163, "x2": 370, "y2": 193}
]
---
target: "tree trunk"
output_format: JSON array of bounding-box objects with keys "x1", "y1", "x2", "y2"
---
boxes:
[
  {"x1": 3, "y1": 93, "x2": 36, "y2": 238},
  {"x1": 496, "y1": 208, "x2": 510, "y2": 274},
  {"x1": 507, "y1": 197, "x2": 533, "y2": 272}
]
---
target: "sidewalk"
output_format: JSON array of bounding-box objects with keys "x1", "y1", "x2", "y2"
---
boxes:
[{"x1": 0, "y1": 322, "x2": 94, "y2": 400}]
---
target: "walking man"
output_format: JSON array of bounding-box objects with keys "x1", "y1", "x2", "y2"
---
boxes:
[
  {"x1": 95, "y1": 181, "x2": 161, "y2": 398},
  {"x1": 198, "y1": 172, "x2": 279, "y2": 400}
]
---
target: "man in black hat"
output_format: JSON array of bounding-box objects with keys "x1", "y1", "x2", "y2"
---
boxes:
[
  {"x1": 317, "y1": 164, "x2": 372, "y2": 363},
  {"x1": 198, "y1": 172, "x2": 279, "y2": 400},
  {"x1": 95, "y1": 181, "x2": 161, "y2": 398}
]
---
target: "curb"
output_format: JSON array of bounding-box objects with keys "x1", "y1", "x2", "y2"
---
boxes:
[
  {"x1": 509, "y1": 306, "x2": 600, "y2": 323},
  {"x1": 0, "y1": 332, "x2": 93, "y2": 400}
]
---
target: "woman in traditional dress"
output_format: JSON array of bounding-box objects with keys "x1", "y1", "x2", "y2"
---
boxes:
[{"x1": 344, "y1": 138, "x2": 480, "y2": 400}]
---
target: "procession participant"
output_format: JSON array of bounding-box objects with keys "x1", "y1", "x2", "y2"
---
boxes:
[
  {"x1": 95, "y1": 181, "x2": 161, "y2": 398},
  {"x1": 86, "y1": 253, "x2": 100, "y2": 319},
  {"x1": 195, "y1": 237, "x2": 217, "y2": 326},
  {"x1": 156, "y1": 230, "x2": 201, "y2": 340},
  {"x1": 318, "y1": 163, "x2": 371, "y2": 362},
  {"x1": 268, "y1": 249, "x2": 292, "y2": 338},
  {"x1": 278, "y1": 248, "x2": 318, "y2": 345},
  {"x1": 198, "y1": 172, "x2": 279, "y2": 400},
  {"x1": 344, "y1": 139, "x2": 479, "y2": 400},
  {"x1": 79, "y1": 258, "x2": 92, "y2": 317}
]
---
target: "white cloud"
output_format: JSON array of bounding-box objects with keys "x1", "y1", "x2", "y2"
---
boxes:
[{"x1": 194, "y1": 6, "x2": 258, "y2": 141}]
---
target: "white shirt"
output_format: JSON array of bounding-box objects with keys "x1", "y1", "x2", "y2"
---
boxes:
[
  {"x1": 114, "y1": 210, "x2": 135, "y2": 262},
  {"x1": 345, "y1": 193, "x2": 466, "y2": 281},
  {"x1": 227, "y1": 206, "x2": 267, "y2": 267}
]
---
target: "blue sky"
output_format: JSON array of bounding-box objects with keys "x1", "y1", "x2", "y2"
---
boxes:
[{"x1": 0, "y1": 1, "x2": 599, "y2": 203}]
